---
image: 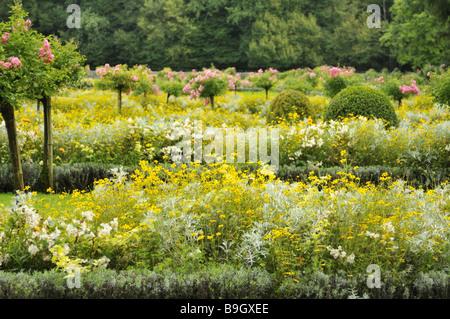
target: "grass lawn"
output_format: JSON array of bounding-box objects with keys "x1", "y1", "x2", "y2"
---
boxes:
[{"x1": 0, "y1": 192, "x2": 76, "y2": 213}]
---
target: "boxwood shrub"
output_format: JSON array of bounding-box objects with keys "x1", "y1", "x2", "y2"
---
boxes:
[{"x1": 324, "y1": 86, "x2": 399, "y2": 128}]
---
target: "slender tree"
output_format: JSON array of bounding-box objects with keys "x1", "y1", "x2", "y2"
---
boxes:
[
  {"x1": 30, "y1": 36, "x2": 86, "y2": 191},
  {"x1": 0, "y1": 3, "x2": 50, "y2": 191},
  {"x1": 95, "y1": 64, "x2": 138, "y2": 114}
]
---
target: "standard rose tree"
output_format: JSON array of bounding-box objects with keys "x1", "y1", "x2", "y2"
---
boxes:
[
  {"x1": 130, "y1": 65, "x2": 160, "y2": 109},
  {"x1": 249, "y1": 68, "x2": 278, "y2": 100},
  {"x1": 95, "y1": 64, "x2": 138, "y2": 114},
  {"x1": 0, "y1": 4, "x2": 51, "y2": 191},
  {"x1": 158, "y1": 68, "x2": 187, "y2": 104},
  {"x1": 183, "y1": 68, "x2": 229, "y2": 110},
  {"x1": 29, "y1": 36, "x2": 86, "y2": 191}
]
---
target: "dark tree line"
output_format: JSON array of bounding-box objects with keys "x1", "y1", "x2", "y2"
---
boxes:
[{"x1": 1, "y1": 0, "x2": 449, "y2": 71}]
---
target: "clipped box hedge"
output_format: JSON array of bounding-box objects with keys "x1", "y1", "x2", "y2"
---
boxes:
[
  {"x1": 0, "y1": 163, "x2": 448, "y2": 194},
  {"x1": 0, "y1": 266, "x2": 448, "y2": 299}
]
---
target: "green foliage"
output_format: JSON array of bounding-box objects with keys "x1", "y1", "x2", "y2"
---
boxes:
[
  {"x1": 0, "y1": 267, "x2": 447, "y2": 298},
  {"x1": 0, "y1": 3, "x2": 47, "y2": 107},
  {"x1": 431, "y1": 70, "x2": 450, "y2": 106},
  {"x1": 324, "y1": 86, "x2": 399, "y2": 127},
  {"x1": 281, "y1": 76, "x2": 313, "y2": 95},
  {"x1": 130, "y1": 65, "x2": 158, "y2": 96},
  {"x1": 247, "y1": 10, "x2": 323, "y2": 69},
  {"x1": 249, "y1": 69, "x2": 278, "y2": 99},
  {"x1": 266, "y1": 89, "x2": 314, "y2": 124},
  {"x1": 323, "y1": 76, "x2": 350, "y2": 98},
  {"x1": 185, "y1": 69, "x2": 229, "y2": 109},
  {"x1": 159, "y1": 81, "x2": 185, "y2": 99},
  {"x1": 95, "y1": 64, "x2": 135, "y2": 93},
  {"x1": 3, "y1": 0, "x2": 447, "y2": 71},
  {"x1": 381, "y1": 0, "x2": 450, "y2": 69},
  {"x1": 157, "y1": 68, "x2": 187, "y2": 102},
  {"x1": 381, "y1": 77, "x2": 404, "y2": 105}
]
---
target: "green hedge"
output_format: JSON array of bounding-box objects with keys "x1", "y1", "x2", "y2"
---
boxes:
[
  {"x1": 266, "y1": 89, "x2": 315, "y2": 124},
  {"x1": 324, "y1": 86, "x2": 399, "y2": 128},
  {"x1": 0, "y1": 163, "x2": 448, "y2": 193},
  {"x1": 277, "y1": 165, "x2": 449, "y2": 189},
  {"x1": 0, "y1": 266, "x2": 448, "y2": 299}
]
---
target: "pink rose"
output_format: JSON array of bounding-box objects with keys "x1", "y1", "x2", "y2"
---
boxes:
[
  {"x1": 1, "y1": 32, "x2": 10, "y2": 43},
  {"x1": 8, "y1": 57, "x2": 22, "y2": 68},
  {"x1": 43, "y1": 39, "x2": 50, "y2": 50},
  {"x1": 330, "y1": 67, "x2": 341, "y2": 77}
]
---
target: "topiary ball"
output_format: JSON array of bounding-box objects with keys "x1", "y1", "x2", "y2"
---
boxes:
[
  {"x1": 266, "y1": 89, "x2": 315, "y2": 124},
  {"x1": 324, "y1": 86, "x2": 399, "y2": 128}
]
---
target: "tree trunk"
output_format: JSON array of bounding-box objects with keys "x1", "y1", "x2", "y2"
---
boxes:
[
  {"x1": 37, "y1": 100, "x2": 40, "y2": 112},
  {"x1": 118, "y1": 89, "x2": 122, "y2": 114},
  {"x1": 265, "y1": 89, "x2": 269, "y2": 100},
  {"x1": 210, "y1": 95, "x2": 215, "y2": 110},
  {"x1": 0, "y1": 101, "x2": 24, "y2": 191},
  {"x1": 166, "y1": 93, "x2": 171, "y2": 104},
  {"x1": 142, "y1": 91, "x2": 148, "y2": 110},
  {"x1": 41, "y1": 95, "x2": 54, "y2": 191}
]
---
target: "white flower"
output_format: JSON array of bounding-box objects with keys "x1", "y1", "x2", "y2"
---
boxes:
[
  {"x1": 66, "y1": 223, "x2": 78, "y2": 236},
  {"x1": 110, "y1": 218, "x2": 119, "y2": 231},
  {"x1": 382, "y1": 221, "x2": 395, "y2": 234},
  {"x1": 28, "y1": 244, "x2": 39, "y2": 255},
  {"x1": 93, "y1": 256, "x2": 110, "y2": 268},
  {"x1": 98, "y1": 223, "x2": 112, "y2": 237},
  {"x1": 365, "y1": 231, "x2": 380, "y2": 239},
  {"x1": 346, "y1": 253, "x2": 355, "y2": 264},
  {"x1": 82, "y1": 211, "x2": 95, "y2": 222}
]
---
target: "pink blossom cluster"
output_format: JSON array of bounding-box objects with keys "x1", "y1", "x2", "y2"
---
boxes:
[
  {"x1": 96, "y1": 64, "x2": 122, "y2": 77},
  {"x1": 399, "y1": 80, "x2": 419, "y2": 95},
  {"x1": 329, "y1": 66, "x2": 354, "y2": 78},
  {"x1": 96, "y1": 63, "x2": 110, "y2": 77},
  {"x1": 39, "y1": 39, "x2": 54, "y2": 63},
  {"x1": 132, "y1": 75, "x2": 139, "y2": 82},
  {"x1": 1, "y1": 32, "x2": 10, "y2": 44},
  {"x1": 240, "y1": 79, "x2": 252, "y2": 87},
  {"x1": 12, "y1": 19, "x2": 32, "y2": 32},
  {"x1": 162, "y1": 69, "x2": 187, "y2": 82},
  {"x1": 183, "y1": 68, "x2": 223, "y2": 100},
  {"x1": 329, "y1": 67, "x2": 341, "y2": 77},
  {"x1": 375, "y1": 76, "x2": 384, "y2": 84},
  {"x1": 137, "y1": 65, "x2": 156, "y2": 82},
  {"x1": 300, "y1": 71, "x2": 316, "y2": 79},
  {"x1": 153, "y1": 84, "x2": 161, "y2": 96},
  {"x1": 0, "y1": 56, "x2": 22, "y2": 69},
  {"x1": 249, "y1": 68, "x2": 278, "y2": 81},
  {"x1": 227, "y1": 73, "x2": 241, "y2": 90},
  {"x1": 165, "y1": 70, "x2": 175, "y2": 81}
]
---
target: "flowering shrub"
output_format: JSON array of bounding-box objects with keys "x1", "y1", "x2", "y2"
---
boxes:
[
  {"x1": 431, "y1": 69, "x2": 450, "y2": 107},
  {"x1": 157, "y1": 68, "x2": 187, "y2": 103},
  {"x1": 249, "y1": 68, "x2": 278, "y2": 99},
  {"x1": 278, "y1": 68, "x2": 317, "y2": 94},
  {"x1": 379, "y1": 76, "x2": 421, "y2": 107},
  {"x1": 322, "y1": 66, "x2": 356, "y2": 98},
  {"x1": 0, "y1": 162, "x2": 448, "y2": 283},
  {"x1": 183, "y1": 68, "x2": 229, "y2": 109},
  {"x1": 95, "y1": 64, "x2": 138, "y2": 113}
]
